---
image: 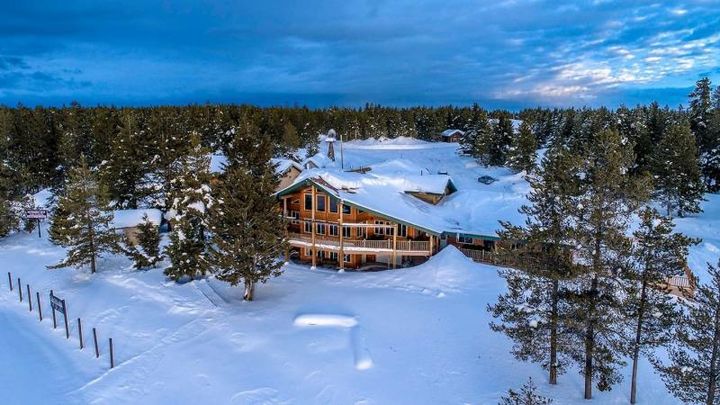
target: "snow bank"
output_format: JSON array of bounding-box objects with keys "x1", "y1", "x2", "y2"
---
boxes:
[{"x1": 293, "y1": 314, "x2": 358, "y2": 328}]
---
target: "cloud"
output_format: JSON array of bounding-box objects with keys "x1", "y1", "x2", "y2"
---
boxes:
[{"x1": 0, "y1": 0, "x2": 718, "y2": 107}]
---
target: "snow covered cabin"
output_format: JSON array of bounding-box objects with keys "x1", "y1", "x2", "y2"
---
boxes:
[
  {"x1": 111, "y1": 209, "x2": 163, "y2": 245},
  {"x1": 440, "y1": 129, "x2": 464, "y2": 143}
]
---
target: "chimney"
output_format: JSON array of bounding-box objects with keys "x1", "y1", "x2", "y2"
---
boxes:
[
  {"x1": 326, "y1": 129, "x2": 337, "y2": 161},
  {"x1": 327, "y1": 138, "x2": 335, "y2": 161}
]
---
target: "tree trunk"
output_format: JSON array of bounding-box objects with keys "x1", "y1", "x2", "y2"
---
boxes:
[
  {"x1": 243, "y1": 279, "x2": 255, "y2": 301},
  {"x1": 550, "y1": 279, "x2": 559, "y2": 385},
  {"x1": 88, "y1": 215, "x2": 96, "y2": 274},
  {"x1": 707, "y1": 301, "x2": 720, "y2": 405},
  {"x1": 584, "y1": 275, "x2": 598, "y2": 400},
  {"x1": 630, "y1": 280, "x2": 648, "y2": 404}
]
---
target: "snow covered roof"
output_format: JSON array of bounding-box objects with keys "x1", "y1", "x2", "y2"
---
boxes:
[
  {"x1": 271, "y1": 158, "x2": 303, "y2": 174},
  {"x1": 302, "y1": 152, "x2": 335, "y2": 169},
  {"x1": 441, "y1": 129, "x2": 464, "y2": 137},
  {"x1": 111, "y1": 209, "x2": 163, "y2": 229}
]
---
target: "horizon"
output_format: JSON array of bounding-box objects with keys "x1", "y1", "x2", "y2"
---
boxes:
[{"x1": 1, "y1": 1, "x2": 719, "y2": 109}]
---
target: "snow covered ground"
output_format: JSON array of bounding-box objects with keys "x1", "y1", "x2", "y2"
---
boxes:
[{"x1": 1, "y1": 139, "x2": 716, "y2": 404}]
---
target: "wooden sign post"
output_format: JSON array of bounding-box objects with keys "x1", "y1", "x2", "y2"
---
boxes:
[{"x1": 25, "y1": 209, "x2": 48, "y2": 238}]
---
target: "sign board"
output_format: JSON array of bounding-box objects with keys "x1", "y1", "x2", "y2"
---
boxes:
[
  {"x1": 50, "y1": 294, "x2": 65, "y2": 315},
  {"x1": 26, "y1": 209, "x2": 48, "y2": 220}
]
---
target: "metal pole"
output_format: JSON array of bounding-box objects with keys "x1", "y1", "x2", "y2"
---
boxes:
[
  {"x1": 18, "y1": 278, "x2": 22, "y2": 302},
  {"x1": 7, "y1": 272, "x2": 11, "y2": 291},
  {"x1": 109, "y1": 338, "x2": 114, "y2": 369},
  {"x1": 62, "y1": 299, "x2": 69, "y2": 339},
  {"x1": 36, "y1": 292, "x2": 42, "y2": 321},
  {"x1": 77, "y1": 318, "x2": 83, "y2": 349},
  {"x1": 26, "y1": 284, "x2": 32, "y2": 311},
  {"x1": 93, "y1": 328, "x2": 99, "y2": 358}
]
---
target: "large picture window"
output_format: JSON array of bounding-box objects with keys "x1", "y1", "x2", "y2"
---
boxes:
[
  {"x1": 317, "y1": 195, "x2": 326, "y2": 212},
  {"x1": 329, "y1": 198, "x2": 338, "y2": 213},
  {"x1": 304, "y1": 194, "x2": 312, "y2": 210}
]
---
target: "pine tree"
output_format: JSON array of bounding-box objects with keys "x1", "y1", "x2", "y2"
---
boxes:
[
  {"x1": 209, "y1": 132, "x2": 286, "y2": 301},
  {"x1": 689, "y1": 77, "x2": 718, "y2": 190},
  {"x1": 626, "y1": 207, "x2": 697, "y2": 403},
  {"x1": 654, "y1": 262, "x2": 720, "y2": 405},
  {"x1": 491, "y1": 146, "x2": 581, "y2": 385},
  {"x1": 507, "y1": 121, "x2": 538, "y2": 173},
  {"x1": 48, "y1": 157, "x2": 121, "y2": 273},
  {"x1": 163, "y1": 136, "x2": 212, "y2": 282},
  {"x1": 499, "y1": 378, "x2": 553, "y2": 405},
  {"x1": 281, "y1": 121, "x2": 301, "y2": 157},
  {"x1": 705, "y1": 86, "x2": 720, "y2": 191},
  {"x1": 651, "y1": 123, "x2": 704, "y2": 217},
  {"x1": 472, "y1": 117, "x2": 495, "y2": 166},
  {"x1": 567, "y1": 129, "x2": 651, "y2": 399},
  {"x1": 125, "y1": 214, "x2": 163, "y2": 270}
]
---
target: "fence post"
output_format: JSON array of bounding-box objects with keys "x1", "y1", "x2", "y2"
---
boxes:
[
  {"x1": 109, "y1": 338, "x2": 114, "y2": 369},
  {"x1": 26, "y1": 284, "x2": 32, "y2": 312},
  {"x1": 36, "y1": 292, "x2": 42, "y2": 321},
  {"x1": 50, "y1": 290, "x2": 57, "y2": 329},
  {"x1": 62, "y1": 300, "x2": 69, "y2": 339},
  {"x1": 18, "y1": 278, "x2": 22, "y2": 302},
  {"x1": 77, "y1": 318, "x2": 83, "y2": 349},
  {"x1": 7, "y1": 272, "x2": 11, "y2": 291},
  {"x1": 93, "y1": 328, "x2": 99, "y2": 358}
]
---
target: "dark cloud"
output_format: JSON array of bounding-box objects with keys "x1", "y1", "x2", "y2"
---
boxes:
[{"x1": 0, "y1": 0, "x2": 718, "y2": 107}]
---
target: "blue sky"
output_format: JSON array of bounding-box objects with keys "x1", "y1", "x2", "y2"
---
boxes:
[{"x1": 1, "y1": 0, "x2": 719, "y2": 108}]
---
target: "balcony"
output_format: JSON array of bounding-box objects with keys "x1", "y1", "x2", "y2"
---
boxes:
[{"x1": 287, "y1": 232, "x2": 431, "y2": 255}]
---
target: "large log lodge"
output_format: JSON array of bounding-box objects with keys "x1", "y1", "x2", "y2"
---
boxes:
[{"x1": 277, "y1": 177, "x2": 445, "y2": 270}]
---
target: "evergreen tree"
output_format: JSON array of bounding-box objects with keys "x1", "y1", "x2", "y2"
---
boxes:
[
  {"x1": 507, "y1": 121, "x2": 538, "y2": 173},
  {"x1": 626, "y1": 207, "x2": 697, "y2": 403},
  {"x1": 281, "y1": 121, "x2": 301, "y2": 157},
  {"x1": 48, "y1": 157, "x2": 121, "y2": 273},
  {"x1": 651, "y1": 123, "x2": 704, "y2": 216},
  {"x1": 567, "y1": 129, "x2": 650, "y2": 399},
  {"x1": 209, "y1": 134, "x2": 286, "y2": 301},
  {"x1": 124, "y1": 213, "x2": 163, "y2": 270},
  {"x1": 491, "y1": 146, "x2": 581, "y2": 385},
  {"x1": 689, "y1": 77, "x2": 719, "y2": 190},
  {"x1": 654, "y1": 262, "x2": 720, "y2": 405},
  {"x1": 499, "y1": 378, "x2": 553, "y2": 405},
  {"x1": 705, "y1": 86, "x2": 720, "y2": 192},
  {"x1": 472, "y1": 117, "x2": 495, "y2": 166},
  {"x1": 163, "y1": 136, "x2": 212, "y2": 281}
]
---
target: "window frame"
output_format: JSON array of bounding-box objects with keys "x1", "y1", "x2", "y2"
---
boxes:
[{"x1": 304, "y1": 194, "x2": 312, "y2": 210}]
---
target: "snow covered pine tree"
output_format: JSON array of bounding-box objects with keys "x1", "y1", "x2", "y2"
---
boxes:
[
  {"x1": 625, "y1": 207, "x2": 697, "y2": 403},
  {"x1": 48, "y1": 156, "x2": 122, "y2": 273},
  {"x1": 124, "y1": 213, "x2": 163, "y2": 270},
  {"x1": 208, "y1": 128, "x2": 286, "y2": 301},
  {"x1": 654, "y1": 262, "x2": 720, "y2": 405},
  {"x1": 499, "y1": 378, "x2": 553, "y2": 405}
]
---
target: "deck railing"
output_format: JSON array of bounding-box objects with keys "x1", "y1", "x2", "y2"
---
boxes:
[{"x1": 288, "y1": 233, "x2": 430, "y2": 252}]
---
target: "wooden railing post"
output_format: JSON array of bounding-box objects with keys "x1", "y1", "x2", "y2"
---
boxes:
[
  {"x1": 339, "y1": 199, "x2": 345, "y2": 271},
  {"x1": 392, "y1": 224, "x2": 398, "y2": 269},
  {"x1": 311, "y1": 186, "x2": 317, "y2": 269}
]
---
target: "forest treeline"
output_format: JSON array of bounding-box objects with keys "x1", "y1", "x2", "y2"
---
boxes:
[{"x1": 0, "y1": 78, "x2": 718, "y2": 206}]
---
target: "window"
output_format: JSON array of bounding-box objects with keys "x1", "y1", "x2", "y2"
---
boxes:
[
  {"x1": 342, "y1": 204, "x2": 351, "y2": 214},
  {"x1": 316, "y1": 223, "x2": 326, "y2": 235},
  {"x1": 374, "y1": 220, "x2": 386, "y2": 235},
  {"x1": 329, "y1": 199, "x2": 338, "y2": 213},
  {"x1": 304, "y1": 194, "x2": 312, "y2": 210},
  {"x1": 304, "y1": 222, "x2": 312, "y2": 233},
  {"x1": 328, "y1": 225, "x2": 338, "y2": 236},
  {"x1": 316, "y1": 195, "x2": 326, "y2": 212},
  {"x1": 398, "y1": 224, "x2": 408, "y2": 237},
  {"x1": 458, "y1": 235, "x2": 474, "y2": 244},
  {"x1": 290, "y1": 210, "x2": 300, "y2": 224},
  {"x1": 343, "y1": 254, "x2": 351, "y2": 263},
  {"x1": 317, "y1": 250, "x2": 324, "y2": 259},
  {"x1": 342, "y1": 226, "x2": 351, "y2": 238},
  {"x1": 304, "y1": 247, "x2": 311, "y2": 256},
  {"x1": 328, "y1": 252, "x2": 338, "y2": 261},
  {"x1": 357, "y1": 227, "x2": 366, "y2": 238}
]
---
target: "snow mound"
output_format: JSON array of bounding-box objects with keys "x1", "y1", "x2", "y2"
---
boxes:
[{"x1": 293, "y1": 314, "x2": 358, "y2": 328}]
